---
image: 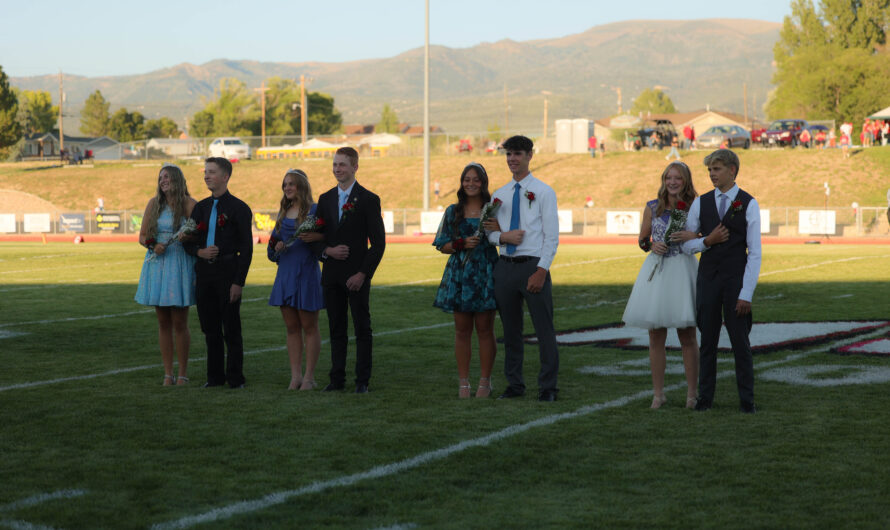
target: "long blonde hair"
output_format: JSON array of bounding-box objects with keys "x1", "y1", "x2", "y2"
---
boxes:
[
  {"x1": 144, "y1": 164, "x2": 191, "y2": 237},
  {"x1": 274, "y1": 169, "x2": 313, "y2": 234},
  {"x1": 655, "y1": 161, "x2": 697, "y2": 216}
]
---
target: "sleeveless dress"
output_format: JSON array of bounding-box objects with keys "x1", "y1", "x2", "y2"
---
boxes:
[
  {"x1": 622, "y1": 199, "x2": 698, "y2": 329},
  {"x1": 134, "y1": 207, "x2": 196, "y2": 307},
  {"x1": 267, "y1": 205, "x2": 325, "y2": 311},
  {"x1": 433, "y1": 204, "x2": 498, "y2": 313}
]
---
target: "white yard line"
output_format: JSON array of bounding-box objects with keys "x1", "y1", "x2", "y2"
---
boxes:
[
  {"x1": 760, "y1": 254, "x2": 890, "y2": 277},
  {"x1": 0, "y1": 489, "x2": 87, "y2": 512},
  {"x1": 151, "y1": 338, "x2": 850, "y2": 530}
]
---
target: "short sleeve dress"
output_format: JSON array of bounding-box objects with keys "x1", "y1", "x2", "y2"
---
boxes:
[
  {"x1": 267, "y1": 205, "x2": 325, "y2": 311},
  {"x1": 134, "y1": 207, "x2": 197, "y2": 307},
  {"x1": 432, "y1": 204, "x2": 498, "y2": 313},
  {"x1": 622, "y1": 199, "x2": 698, "y2": 330}
]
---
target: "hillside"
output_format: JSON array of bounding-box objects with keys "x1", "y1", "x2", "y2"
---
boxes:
[
  {"x1": 1, "y1": 148, "x2": 887, "y2": 215},
  {"x1": 10, "y1": 19, "x2": 779, "y2": 133}
]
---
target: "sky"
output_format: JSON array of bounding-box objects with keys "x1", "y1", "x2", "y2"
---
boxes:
[{"x1": 1, "y1": 0, "x2": 792, "y2": 78}]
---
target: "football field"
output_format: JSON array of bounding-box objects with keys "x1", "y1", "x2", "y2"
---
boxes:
[{"x1": 1, "y1": 241, "x2": 889, "y2": 529}]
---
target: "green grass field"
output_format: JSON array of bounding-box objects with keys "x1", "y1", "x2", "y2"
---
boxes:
[{"x1": 2, "y1": 241, "x2": 890, "y2": 529}]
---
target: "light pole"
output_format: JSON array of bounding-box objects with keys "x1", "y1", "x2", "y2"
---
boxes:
[
  {"x1": 541, "y1": 90, "x2": 552, "y2": 140},
  {"x1": 422, "y1": 0, "x2": 430, "y2": 211}
]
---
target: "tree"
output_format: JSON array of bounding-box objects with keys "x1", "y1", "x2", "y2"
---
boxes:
[
  {"x1": 262, "y1": 77, "x2": 301, "y2": 136},
  {"x1": 189, "y1": 110, "x2": 215, "y2": 138},
  {"x1": 80, "y1": 90, "x2": 110, "y2": 137},
  {"x1": 15, "y1": 89, "x2": 57, "y2": 135},
  {"x1": 376, "y1": 104, "x2": 399, "y2": 133},
  {"x1": 305, "y1": 91, "x2": 342, "y2": 135},
  {"x1": 108, "y1": 108, "x2": 146, "y2": 142},
  {"x1": 196, "y1": 78, "x2": 259, "y2": 137},
  {"x1": 630, "y1": 88, "x2": 676, "y2": 115},
  {"x1": 144, "y1": 117, "x2": 181, "y2": 139},
  {"x1": 767, "y1": 0, "x2": 890, "y2": 124},
  {"x1": 0, "y1": 66, "x2": 22, "y2": 150}
]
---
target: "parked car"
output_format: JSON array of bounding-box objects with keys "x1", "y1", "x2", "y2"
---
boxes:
[
  {"x1": 208, "y1": 137, "x2": 251, "y2": 160},
  {"x1": 763, "y1": 119, "x2": 809, "y2": 147},
  {"x1": 750, "y1": 127, "x2": 766, "y2": 144},
  {"x1": 636, "y1": 119, "x2": 677, "y2": 150},
  {"x1": 696, "y1": 124, "x2": 751, "y2": 149}
]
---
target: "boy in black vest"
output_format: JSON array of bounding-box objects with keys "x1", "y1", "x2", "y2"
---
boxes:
[{"x1": 679, "y1": 149, "x2": 762, "y2": 413}]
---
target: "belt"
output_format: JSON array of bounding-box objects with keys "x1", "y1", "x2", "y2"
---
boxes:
[{"x1": 499, "y1": 255, "x2": 535, "y2": 263}]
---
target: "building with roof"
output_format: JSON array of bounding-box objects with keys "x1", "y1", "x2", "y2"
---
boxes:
[{"x1": 22, "y1": 132, "x2": 122, "y2": 161}]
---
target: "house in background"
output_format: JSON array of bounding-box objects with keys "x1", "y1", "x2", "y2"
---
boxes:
[{"x1": 22, "y1": 132, "x2": 121, "y2": 160}]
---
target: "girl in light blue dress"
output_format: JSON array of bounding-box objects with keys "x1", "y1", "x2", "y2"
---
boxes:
[{"x1": 135, "y1": 164, "x2": 197, "y2": 386}]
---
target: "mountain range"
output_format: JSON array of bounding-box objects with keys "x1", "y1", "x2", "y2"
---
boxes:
[{"x1": 10, "y1": 18, "x2": 780, "y2": 134}]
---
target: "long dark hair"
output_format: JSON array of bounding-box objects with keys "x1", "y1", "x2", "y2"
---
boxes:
[{"x1": 453, "y1": 162, "x2": 491, "y2": 232}]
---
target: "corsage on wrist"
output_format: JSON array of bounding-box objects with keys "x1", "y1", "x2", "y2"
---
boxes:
[
  {"x1": 452, "y1": 238, "x2": 466, "y2": 251},
  {"x1": 145, "y1": 237, "x2": 157, "y2": 249},
  {"x1": 639, "y1": 239, "x2": 652, "y2": 252}
]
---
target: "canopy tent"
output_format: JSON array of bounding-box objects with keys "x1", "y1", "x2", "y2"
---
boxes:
[{"x1": 868, "y1": 105, "x2": 890, "y2": 119}]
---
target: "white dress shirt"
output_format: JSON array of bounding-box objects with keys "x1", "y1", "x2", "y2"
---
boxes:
[
  {"x1": 682, "y1": 184, "x2": 762, "y2": 302},
  {"x1": 487, "y1": 173, "x2": 559, "y2": 270}
]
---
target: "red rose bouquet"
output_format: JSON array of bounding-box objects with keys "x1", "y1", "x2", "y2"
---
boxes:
[{"x1": 649, "y1": 200, "x2": 689, "y2": 281}]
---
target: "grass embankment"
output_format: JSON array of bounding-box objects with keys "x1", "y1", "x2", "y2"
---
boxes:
[{"x1": 1, "y1": 147, "x2": 889, "y2": 212}]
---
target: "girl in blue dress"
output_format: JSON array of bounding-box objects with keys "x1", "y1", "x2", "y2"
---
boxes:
[
  {"x1": 268, "y1": 169, "x2": 325, "y2": 390},
  {"x1": 622, "y1": 161, "x2": 700, "y2": 409},
  {"x1": 135, "y1": 164, "x2": 197, "y2": 386},
  {"x1": 433, "y1": 162, "x2": 499, "y2": 398}
]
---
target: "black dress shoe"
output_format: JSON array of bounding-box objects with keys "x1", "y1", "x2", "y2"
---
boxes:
[
  {"x1": 354, "y1": 383, "x2": 369, "y2": 394},
  {"x1": 538, "y1": 389, "x2": 558, "y2": 402},
  {"x1": 230, "y1": 383, "x2": 245, "y2": 389},
  {"x1": 740, "y1": 401, "x2": 757, "y2": 414},
  {"x1": 694, "y1": 399, "x2": 712, "y2": 411},
  {"x1": 202, "y1": 382, "x2": 224, "y2": 388},
  {"x1": 497, "y1": 387, "x2": 524, "y2": 399},
  {"x1": 323, "y1": 383, "x2": 344, "y2": 392}
]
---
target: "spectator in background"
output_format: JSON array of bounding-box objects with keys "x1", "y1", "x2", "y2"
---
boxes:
[
  {"x1": 690, "y1": 126, "x2": 696, "y2": 149},
  {"x1": 599, "y1": 139, "x2": 606, "y2": 158},
  {"x1": 682, "y1": 125, "x2": 693, "y2": 150},
  {"x1": 815, "y1": 129, "x2": 826, "y2": 149},
  {"x1": 828, "y1": 128, "x2": 837, "y2": 149},
  {"x1": 799, "y1": 128, "x2": 811, "y2": 149},
  {"x1": 588, "y1": 135, "x2": 597, "y2": 158},
  {"x1": 882, "y1": 121, "x2": 889, "y2": 146},
  {"x1": 666, "y1": 134, "x2": 681, "y2": 161}
]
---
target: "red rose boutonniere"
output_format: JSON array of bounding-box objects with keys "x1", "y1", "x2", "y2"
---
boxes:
[
  {"x1": 217, "y1": 213, "x2": 228, "y2": 228},
  {"x1": 525, "y1": 190, "x2": 535, "y2": 208},
  {"x1": 341, "y1": 198, "x2": 358, "y2": 218},
  {"x1": 729, "y1": 200, "x2": 743, "y2": 219}
]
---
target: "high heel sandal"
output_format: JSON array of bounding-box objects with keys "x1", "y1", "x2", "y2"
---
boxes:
[
  {"x1": 176, "y1": 376, "x2": 189, "y2": 385},
  {"x1": 300, "y1": 378, "x2": 317, "y2": 391},
  {"x1": 475, "y1": 377, "x2": 493, "y2": 398},
  {"x1": 288, "y1": 378, "x2": 302, "y2": 391},
  {"x1": 686, "y1": 396, "x2": 697, "y2": 409},
  {"x1": 458, "y1": 378, "x2": 471, "y2": 399},
  {"x1": 163, "y1": 375, "x2": 175, "y2": 386},
  {"x1": 650, "y1": 394, "x2": 667, "y2": 409}
]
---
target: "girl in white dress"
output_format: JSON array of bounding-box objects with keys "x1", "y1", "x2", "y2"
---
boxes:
[{"x1": 622, "y1": 161, "x2": 700, "y2": 409}]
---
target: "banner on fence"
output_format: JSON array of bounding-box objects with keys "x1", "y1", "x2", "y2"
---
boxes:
[
  {"x1": 0, "y1": 213, "x2": 16, "y2": 233},
  {"x1": 420, "y1": 211, "x2": 445, "y2": 234},
  {"x1": 606, "y1": 211, "x2": 641, "y2": 235},
  {"x1": 760, "y1": 209, "x2": 770, "y2": 233},
  {"x1": 96, "y1": 212, "x2": 123, "y2": 232},
  {"x1": 59, "y1": 213, "x2": 86, "y2": 232},
  {"x1": 798, "y1": 210, "x2": 836, "y2": 235},
  {"x1": 558, "y1": 210, "x2": 573, "y2": 233},
  {"x1": 383, "y1": 211, "x2": 394, "y2": 233},
  {"x1": 24, "y1": 213, "x2": 51, "y2": 233},
  {"x1": 254, "y1": 212, "x2": 276, "y2": 232}
]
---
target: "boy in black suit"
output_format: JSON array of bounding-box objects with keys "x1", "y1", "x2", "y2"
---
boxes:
[
  {"x1": 681, "y1": 149, "x2": 762, "y2": 413},
  {"x1": 317, "y1": 147, "x2": 386, "y2": 393}
]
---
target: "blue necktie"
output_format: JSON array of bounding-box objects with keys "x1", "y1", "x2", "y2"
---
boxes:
[
  {"x1": 338, "y1": 191, "x2": 348, "y2": 221},
  {"x1": 206, "y1": 199, "x2": 219, "y2": 246},
  {"x1": 718, "y1": 194, "x2": 728, "y2": 218},
  {"x1": 506, "y1": 182, "x2": 521, "y2": 255}
]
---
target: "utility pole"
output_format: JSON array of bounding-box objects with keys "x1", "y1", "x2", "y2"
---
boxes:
[
  {"x1": 422, "y1": 0, "x2": 430, "y2": 211},
  {"x1": 254, "y1": 81, "x2": 269, "y2": 147},
  {"x1": 58, "y1": 71, "x2": 64, "y2": 155},
  {"x1": 300, "y1": 74, "x2": 308, "y2": 145},
  {"x1": 504, "y1": 83, "x2": 509, "y2": 133},
  {"x1": 743, "y1": 83, "x2": 748, "y2": 127},
  {"x1": 542, "y1": 90, "x2": 551, "y2": 140},
  {"x1": 616, "y1": 87, "x2": 622, "y2": 114}
]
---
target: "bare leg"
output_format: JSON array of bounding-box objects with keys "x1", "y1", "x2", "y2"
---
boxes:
[
  {"x1": 156, "y1": 307, "x2": 174, "y2": 385},
  {"x1": 298, "y1": 309, "x2": 321, "y2": 390},
  {"x1": 474, "y1": 310, "x2": 497, "y2": 397},
  {"x1": 454, "y1": 312, "x2": 473, "y2": 398},
  {"x1": 648, "y1": 328, "x2": 668, "y2": 408},
  {"x1": 170, "y1": 306, "x2": 190, "y2": 384},
  {"x1": 280, "y1": 306, "x2": 304, "y2": 390},
  {"x1": 677, "y1": 326, "x2": 700, "y2": 407}
]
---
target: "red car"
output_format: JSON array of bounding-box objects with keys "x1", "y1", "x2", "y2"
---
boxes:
[
  {"x1": 750, "y1": 128, "x2": 766, "y2": 144},
  {"x1": 763, "y1": 119, "x2": 809, "y2": 147}
]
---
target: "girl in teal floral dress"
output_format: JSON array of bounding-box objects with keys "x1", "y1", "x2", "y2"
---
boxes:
[{"x1": 433, "y1": 162, "x2": 499, "y2": 398}]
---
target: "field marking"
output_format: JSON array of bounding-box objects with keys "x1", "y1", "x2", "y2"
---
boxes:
[
  {"x1": 0, "y1": 489, "x2": 87, "y2": 512},
  {"x1": 0, "y1": 261, "x2": 135, "y2": 275},
  {"x1": 151, "y1": 343, "x2": 830, "y2": 530},
  {"x1": 760, "y1": 254, "x2": 890, "y2": 277}
]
